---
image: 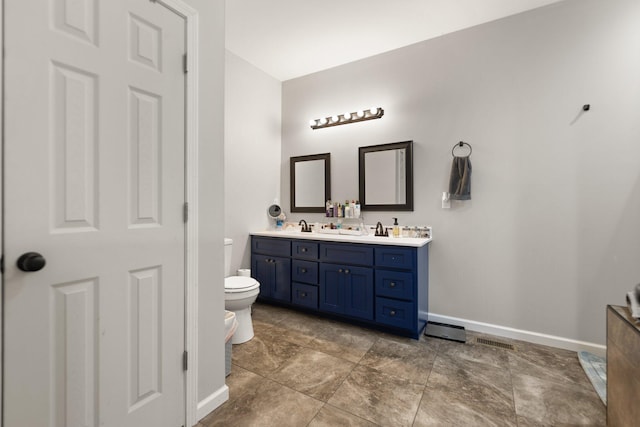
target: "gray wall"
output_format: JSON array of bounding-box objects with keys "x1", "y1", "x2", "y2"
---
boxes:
[
  {"x1": 225, "y1": 51, "x2": 282, "y2": 273},
  {"x1": 192, "y1": 0, "x2": 227, "y2": 409},
  {"x1": 281, "y1": 0, "x2": 640, "y2": 345}
]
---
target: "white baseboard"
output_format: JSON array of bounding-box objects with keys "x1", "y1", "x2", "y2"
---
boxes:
[
  {"x1": 197, "y1": 384, "x2": 229, "y2": 422},
  {"x1": 425, "y1": 311, "x2": 606, "y2": 357}
]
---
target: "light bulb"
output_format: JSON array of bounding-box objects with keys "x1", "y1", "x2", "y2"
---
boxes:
[
  {"x1": 370, "y1": 107, "x2": 378, "y2": 115},
  {"x1": 319, "y1": 117, "x2": 328, "y2": 125},
  {"x1": 343, "y1": 112, "x2": 351, "y2": 120},
  {"x1": 332, "y1": 115, "x2": 339, "y2": 123},
  {"x1": 309, "y1": 119, "x2": 317, "y2": 127},
  {"x1": 357, "y1": 110, "x2": 365, "y2": 118}
]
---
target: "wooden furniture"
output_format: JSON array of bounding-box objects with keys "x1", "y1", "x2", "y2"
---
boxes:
[
  {"x1": 251, "y1": 234, "x2": 430, "y2": 338},
  {"x1": 607, "y1": 305, "x2": 640, "y2": 426}
]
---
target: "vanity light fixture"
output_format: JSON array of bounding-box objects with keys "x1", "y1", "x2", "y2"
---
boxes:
[{"x1": 310, "y1": 107, "x2": 384, "y2": 130}]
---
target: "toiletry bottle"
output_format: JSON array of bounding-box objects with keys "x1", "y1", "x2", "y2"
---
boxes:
[{"x1": 392, "y1": 218, "x2": 400, "y2": 238}]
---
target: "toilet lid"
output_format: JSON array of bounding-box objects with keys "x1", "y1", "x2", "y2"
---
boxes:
[{"x1": 225, "y1": 276, "x2": 260, "y2": 292}]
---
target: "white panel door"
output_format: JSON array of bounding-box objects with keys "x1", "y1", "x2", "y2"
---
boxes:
[{"x1": 3, "y1": 1, "x2": 187, "y2": 426}]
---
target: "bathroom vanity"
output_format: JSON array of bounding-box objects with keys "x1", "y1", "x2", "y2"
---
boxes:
[{"x1": 250, "y1": 231, "x2": 431, "y2": 339}]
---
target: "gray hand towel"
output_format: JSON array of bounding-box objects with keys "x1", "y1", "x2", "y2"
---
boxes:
[{"x1": 449, "y1": 156, "x2": 471, "y2": 200}]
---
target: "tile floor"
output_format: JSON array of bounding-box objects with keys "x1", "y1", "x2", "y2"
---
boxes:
[{"x1": 199, "y1": 303, "x2": 605, "y2": 426}]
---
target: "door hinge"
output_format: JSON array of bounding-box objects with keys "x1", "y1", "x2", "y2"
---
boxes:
[
  {"x1": 183, "y1": 202, "x2": 188, "y2": 223},
  {"x1": 183, "y1": 350, "x2": 188, "y2": 371},
  {"x1": 182, "y1": 53, "x2": 188, "y2": 74}
]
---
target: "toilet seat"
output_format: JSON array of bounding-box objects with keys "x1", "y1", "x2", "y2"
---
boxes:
[{"x1": 225, "y1": 276, "x2": 259, "y2": 293}]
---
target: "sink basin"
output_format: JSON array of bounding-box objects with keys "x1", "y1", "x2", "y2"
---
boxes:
[{"x1": 279, "y1": 228, "x2": 311, "y2": 235}]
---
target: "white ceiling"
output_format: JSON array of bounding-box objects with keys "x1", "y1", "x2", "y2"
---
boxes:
[{"x1": 226, "y1": 0, "x2": 565, "y2": 81}]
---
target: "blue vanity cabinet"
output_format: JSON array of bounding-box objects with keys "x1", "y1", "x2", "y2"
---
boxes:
[
  {"x1": 251, "y1": 233, "x2": 430, "y2": 339},
  {"x1": 251, "y1": 237, "x2": 291, "y2": 302},
  {"x1": 291, "y1": 240, "x2": 319, "y2": 309}
]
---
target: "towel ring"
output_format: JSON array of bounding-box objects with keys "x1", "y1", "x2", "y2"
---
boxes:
[{"x1": 452, "y1": 141, "x2": 472, "y2": 157}]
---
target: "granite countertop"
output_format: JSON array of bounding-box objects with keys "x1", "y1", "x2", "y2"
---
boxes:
[{"x1": 251, "y1": 230, "x2": 432, "y2": 247}]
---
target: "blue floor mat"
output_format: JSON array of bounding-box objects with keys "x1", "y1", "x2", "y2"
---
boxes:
[{"x1": 578, "y1": 350, "x2": 606, "y2": 405}]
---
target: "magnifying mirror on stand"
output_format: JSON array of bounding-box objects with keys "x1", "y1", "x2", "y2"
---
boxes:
[{"x1": 267, "y1": 204, "x2": 286, "y2": 230}]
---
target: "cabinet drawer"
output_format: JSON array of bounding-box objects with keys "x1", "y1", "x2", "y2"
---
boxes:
[
  {"x1": 292, "y1": 241, "x2": 318, "y2": 260},
  {"x1": 375, "y1": 297, "x2": 415, "y2": 330},
  {"x1": 252, "y1": 237, "x2": 291, "y2": 257},
  {"x1": 292, "y1": 283, "x2": 318, "y2": 309},
  {"x1": 375, "y1": 247, "x2": 415, "y2": 270},
  {"x1": 320, "y1": 243, "x2": 373, "y2": 266},
  {"x1": 292, "y1": 259, "x2": 318, "y2": 285},
  {"x1": 375, "y1": 270, "x2": 414, "y2": 300}
]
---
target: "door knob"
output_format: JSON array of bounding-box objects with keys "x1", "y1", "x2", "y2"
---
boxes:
[{"x1": 16, "y1": 252, "x2": 46, "y2": 272}]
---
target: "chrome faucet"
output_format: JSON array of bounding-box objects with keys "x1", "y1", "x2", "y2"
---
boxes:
[
  {"x1": 375, "y1": 222, "x2": 388, "y2": 237},
  {"x1": 299, "y1": 219, "x2": 312, "y2": 232}
]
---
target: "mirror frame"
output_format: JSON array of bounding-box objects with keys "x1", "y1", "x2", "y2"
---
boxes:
[
  {"x1": 290, "y1": 153, "x2": 331, "y2": 213},
  {"x1": 359, "y1": 141, "x2": 413, "y2": 211}
]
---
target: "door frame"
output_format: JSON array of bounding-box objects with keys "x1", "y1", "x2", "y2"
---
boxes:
[
  {"x1": 0, "y1": 1, "x2": 202, "y2": 425},
  {"x1": 154, "y1": 1, "x2": 201, "y2": 425}
]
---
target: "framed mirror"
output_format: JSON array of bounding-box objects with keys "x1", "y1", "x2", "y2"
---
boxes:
[
  {"x1": 359, "y1": 141, "x2": 413, "y2": 211},
  {"x1": 290, "y1": 153, "x2": 331, "y2": 213}
]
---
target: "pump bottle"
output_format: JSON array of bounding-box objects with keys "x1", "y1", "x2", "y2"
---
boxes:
[{"x1": 392, "y1": 218, "x2": 400, "y2": 238}]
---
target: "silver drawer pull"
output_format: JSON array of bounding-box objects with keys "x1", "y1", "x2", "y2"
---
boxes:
[
  {"x1": 301, "y1": 268, "x2": 307, "y2": 273},
  {"x1": 301, "y1": 248, "x2": 307, "y2": 252},
  {"x1": 300, "y1": 292, "x2": 307, "y2": 297},
  {"x1": 338, "y1": 268, "x2": 343, "y2": 273},
  {"x1": 389, "y1": 282, "x2": 396, "y2": 288},
  {"x1": 344, "y1": 269, "x2": 350, "y2": 274},
  {"x1": 389, "y1": 310, "x2": 396, "y2": 316}
]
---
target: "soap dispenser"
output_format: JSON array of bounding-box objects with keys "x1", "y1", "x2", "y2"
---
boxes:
[{"x1": 392, "y1": 218, "x2": 400, "y2": 238}]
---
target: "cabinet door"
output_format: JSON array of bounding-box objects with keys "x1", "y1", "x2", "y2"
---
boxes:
[
  {"x1": 319, "y1": 264, "x2": 344, "y2": 314},
  {"x1": 344, "y1": 266, "x2": 374, "y2": 320},
  {"x1": 271, "y1": 256, "x2": 291, "y2": 302},
  {"x1": 252, "y1": 254, "x2": 274, "y2": 299},
  {"x1": 319, "y1": 264, "x2": 373, "y2": 320},
  {"x1": 252, "y1": 254, "x2": 291, "y2": 302}
]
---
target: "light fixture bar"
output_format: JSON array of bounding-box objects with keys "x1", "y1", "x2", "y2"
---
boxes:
[{"x1": 310, "y1": 107, "x2": 384, "y2": 130}]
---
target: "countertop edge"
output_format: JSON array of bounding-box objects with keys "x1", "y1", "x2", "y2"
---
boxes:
[{"x1": 250, "y1": 230, "x2": 432, "y2": 247}]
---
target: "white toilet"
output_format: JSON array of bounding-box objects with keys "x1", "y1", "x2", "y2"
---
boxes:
[{"x1": 224, "y1": 238, "x2": 260, "y2": 344}]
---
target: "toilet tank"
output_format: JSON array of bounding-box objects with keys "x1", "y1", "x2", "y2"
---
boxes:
[{"x1": 224, "y1": 238, "x2": 233, "y2": 277}]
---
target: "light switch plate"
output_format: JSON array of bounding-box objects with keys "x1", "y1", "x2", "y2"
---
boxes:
[{"x1": 442, "y1": 191, "x2": 451, "y2": 209}]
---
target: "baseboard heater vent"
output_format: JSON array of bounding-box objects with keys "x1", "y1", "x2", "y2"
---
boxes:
[
  {"x1": 424, "y1": 321, "x2": 466, "y2": 343},
  {"x1": 476, "y1": 337, "x2": 515, "y2": 351}
]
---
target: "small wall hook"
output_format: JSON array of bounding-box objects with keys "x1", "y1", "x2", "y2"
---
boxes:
[{"x1": 582, "y1": 104, "x2": 590, "y2": 111}]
